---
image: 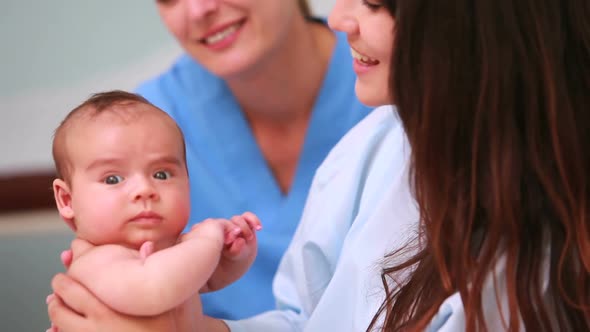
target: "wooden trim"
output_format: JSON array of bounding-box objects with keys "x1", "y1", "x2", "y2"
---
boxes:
[{"x1": 0, "y1": 171, "x2": 57, "y2": 212}]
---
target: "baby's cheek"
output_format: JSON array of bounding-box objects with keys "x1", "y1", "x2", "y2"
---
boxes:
[
  {"x1": 172, "y1": 203, "x2": 191, "y2": 233},
  {"x1": 76, "y1": 198, "x2": 123, "y2": 244},
  {"x1": 174, "y1": 190, "x2": 191, "y2": 223}
]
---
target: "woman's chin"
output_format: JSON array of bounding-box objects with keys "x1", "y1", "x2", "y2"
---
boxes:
[{"x1": 354, "y1": 82, "x2": 391, "y2": 107}]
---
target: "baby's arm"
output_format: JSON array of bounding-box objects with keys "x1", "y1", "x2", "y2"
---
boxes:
[
  {"x1": 67, "y1": 219, "x2": 233, "y2": 316},
  {"x1": 202, "y1": 212, "x2": 262, "y2": 292}
]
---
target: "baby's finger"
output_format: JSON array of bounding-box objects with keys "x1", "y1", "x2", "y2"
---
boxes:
[
  {"x1": 224, "y1": 225, "x2": 241, "y2": 244},
  {"x1": 139, "y1": 241, "x2": 155, "y2": 259},
  {"x1": 241, "y1": 212, "x2": 262, "y2": 231},
  {"x1": 225, "y1": 237, "x2": 246, "y2": 257},
  {"x1": 231, "y1": 215, "x2": 254, "y2": 240}
]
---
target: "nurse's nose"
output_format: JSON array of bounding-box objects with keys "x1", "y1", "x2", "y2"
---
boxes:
[{"x1": 184, "y1": 0, "x2": 220, "y2": 21}]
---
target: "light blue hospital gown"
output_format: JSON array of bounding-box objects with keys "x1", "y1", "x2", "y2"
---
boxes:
[
  {"x1": 228, "y1": 106, "x2": 535, "y2": 331},
  {"x1": 227, "y1": 105, "x2": 417, "y2": 331}
]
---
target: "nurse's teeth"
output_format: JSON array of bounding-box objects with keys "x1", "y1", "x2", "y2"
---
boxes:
[
  {"x1": 204, "y1": 24, "x2": 240, "y2": 44},
  {"x1": 350, "y1": 48, "x2": 379, "y2": 65}
]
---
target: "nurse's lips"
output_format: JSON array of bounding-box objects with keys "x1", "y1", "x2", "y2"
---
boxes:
[{"x1": 199, "y1": 18, "x2": 246, "y2": 45}]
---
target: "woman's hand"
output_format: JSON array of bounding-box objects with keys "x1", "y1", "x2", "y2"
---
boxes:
[
  {"x1": 47, "y1": 273, "x2": 181, "y2": 332},
  {"x1": 58, "y1": 238, "x2": 95, "y2": 270},
  {"x1": 47, "y1": 237, "x2": 231, "y2": 332},
  {"x1": 47, "y1": 238, "x2": 202, "y2": 332}
]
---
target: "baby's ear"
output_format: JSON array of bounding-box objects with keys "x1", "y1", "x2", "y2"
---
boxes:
[{"x1": 52, "y1": 179, "x2": 76, "y2": 231}]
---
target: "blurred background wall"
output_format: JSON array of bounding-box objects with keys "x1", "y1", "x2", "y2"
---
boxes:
[{"x1": 0, "y1": 1, "x2": 336, "y2": 331}]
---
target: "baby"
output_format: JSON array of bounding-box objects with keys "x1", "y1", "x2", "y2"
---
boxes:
[{"x1": 50, "y1": 90, "x2": 261, "y2": 318}]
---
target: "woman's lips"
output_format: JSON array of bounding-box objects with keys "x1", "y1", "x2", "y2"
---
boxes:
[
  {"x1": 350, "y1": 47, "x2": 380, "y2": 66},
  {"x1": 199, "y1": 18, "x2": 247, "y2": 50}
]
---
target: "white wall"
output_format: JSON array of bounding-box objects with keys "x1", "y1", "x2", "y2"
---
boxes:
[
  {"x1": 310, "y1": 0, "x2": 337, "y2": 16},
  {"x1": 0, "y1": 0, "x2": 336, "y2": 174}
]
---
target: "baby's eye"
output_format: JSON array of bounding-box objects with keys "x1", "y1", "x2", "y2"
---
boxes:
[
  {"x1": 153, "y1": 170, "x2": 172, "y2": 180},
  {"x1": 104, "y1": 175, "x2": 124, "y2": 185}
]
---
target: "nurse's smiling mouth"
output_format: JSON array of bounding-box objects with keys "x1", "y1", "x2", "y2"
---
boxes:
[{"x1": 199, "y1": 18, "x2": 247, "y2": 50}]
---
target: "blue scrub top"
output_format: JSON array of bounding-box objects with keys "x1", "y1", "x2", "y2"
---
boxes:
[{"x1": 136, "y1": 27, "x2": 371, "y2": 319}]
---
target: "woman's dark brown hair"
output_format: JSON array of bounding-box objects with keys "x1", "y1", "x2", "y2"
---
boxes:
[
  {"x1": 370, "y1": 0, "x2": 590, "y2": 330},
  {"x1": 298, "y1": 0, "x2": 312, "y2": 17}
]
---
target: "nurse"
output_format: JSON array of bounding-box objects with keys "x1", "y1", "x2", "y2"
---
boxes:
[{"x1": 135, "y1": 0, "x2": 370, "y2": 319}]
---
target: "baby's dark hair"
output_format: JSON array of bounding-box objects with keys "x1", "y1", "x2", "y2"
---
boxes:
[
  {"x1": 52, "y1": 90, "x2": 184, "y2": 182},
  {"x1": 71, "y1": 90, "x2": 152, "y2": 113}
]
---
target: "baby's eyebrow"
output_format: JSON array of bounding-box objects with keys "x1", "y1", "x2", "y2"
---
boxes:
[
  {"x1": 149, "y1": 155, "x2": 183, "y2": 167},
  {"x1": 85, "y1": 158, "x2": 122, "y2": 171},
  {"x1": 84, "y1": 155, "x2": 183, "y2": 172}
]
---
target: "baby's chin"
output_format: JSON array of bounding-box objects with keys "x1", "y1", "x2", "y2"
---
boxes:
[
  {"x1": 151, "y1": 237, "x2": 178, "y2": 251},
  {"x1": 123, "y1": 235, "x2": 178, "y2": 252}
]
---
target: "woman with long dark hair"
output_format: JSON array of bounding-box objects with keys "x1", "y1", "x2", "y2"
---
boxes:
[{"x1": 367, "y1": 0, "x2": 590, "y2": 330}]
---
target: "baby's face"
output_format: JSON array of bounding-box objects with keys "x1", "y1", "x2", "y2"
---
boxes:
[{"x1": 65, "y1": 107, "x2": 190, "y2": 250}]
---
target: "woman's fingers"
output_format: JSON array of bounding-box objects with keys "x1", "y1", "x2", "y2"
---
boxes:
[
  {"x1": 47, "y1": 290, "x2": 87, "y2": 332},
  {"x1": 60, "y1": 249, "x2": 73, "y2": 269},
  {"x1": 48, "y1": 273, "x2": 180, "y2": 332},
  {"x1": 51, "y1": 273, "x2": 105, "y2": 319}
]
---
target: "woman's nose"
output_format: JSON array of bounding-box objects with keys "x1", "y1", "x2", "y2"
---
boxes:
[
  {"x1": 184, "y1": 0, "x2": 220, "y2": 21},
  {"x1": 328, "y1": 0, "x2": 359, "y2": 35}
]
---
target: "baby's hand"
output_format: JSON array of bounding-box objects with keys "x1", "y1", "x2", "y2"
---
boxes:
[
  {"x1": 138, "y1": 241, "x2": 155, "y2": 260},
  {"x1": 202, "y1": 212, "x2": 262, "y2": 292},
  {"x1": 223, "y1": 212, "x2": 262, "y2": 259}
]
